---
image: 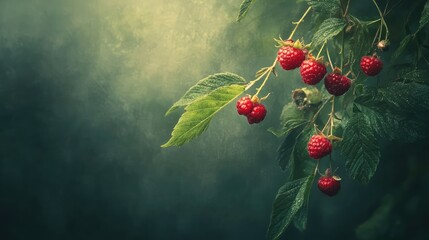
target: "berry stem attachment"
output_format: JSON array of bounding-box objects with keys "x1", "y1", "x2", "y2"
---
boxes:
[{"x1": 288, "y1": 6, "x2": 312, "y2": 40}]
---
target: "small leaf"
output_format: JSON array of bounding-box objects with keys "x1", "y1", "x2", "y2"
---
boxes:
[
  {"x1": 416, "y1": 1, "x2": 429, "y2": 34},
  {"x1": 166, "y1": 73, "x2": 246, "y2": 115},
  {"x1": 237, "y1": 0, "x2": 256, "y2": 22},
  {"x1": 312, "y1": 18, "x2": 347, "y2": 47},
  {"x1": 305, "y1": 0, "x2": 341, "y2": 15},
  {"x1": 276, "y1": 103, "x2": 310, "y2": 137},
  {"x1": 162, "y1": 85, "x2": 245, "y2": 147},
  {"x1": 277, "y1": 127, "x2": 302, "y2": 170},
  {"x1": 267, "y1": 175, "x2": 315, "y2": 240},
  {"x1": 341, "y1": 112, "x2": 380, "y2": 184},
  {"x1": 293, "y1": 172, "x2": 315, "y2": 232},
  {"x1": 391, "y1": 35, "x2": 412, "y2": 62}
]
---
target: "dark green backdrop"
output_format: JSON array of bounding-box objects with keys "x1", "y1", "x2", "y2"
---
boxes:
[{"x1": 0, "y1": 0, "x2": 428, "y2": 239}]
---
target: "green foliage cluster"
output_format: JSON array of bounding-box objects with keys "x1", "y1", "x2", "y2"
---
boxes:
[{"x1": 163, "y1": 0, "x2": 429, "y2": 239}]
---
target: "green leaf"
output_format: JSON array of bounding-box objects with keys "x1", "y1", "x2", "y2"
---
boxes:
[
  {"x1": 277, "y1": 124, "x2": 316, "y2": 177},
  {"x1": 378, "y1": 82, "x2": 429, "y2": 115},
  {"x1": 355, "y1": 83, "x2": 429, "y2": 142},
  {"x1": 399, "y1": 68, "x2": 429, "y2": 84},
  {"x1": 305, "y1": 0, "x2": 341, "y2": 15},
  {"x1": 356, "y1": 101, "x2": 425, "y2": 142},
  {"x1": 267, "y1": 175, "x2": 315, "y2": 240},
  {"x1": 391, "y1": 35, "x2": 412, "y2": 62},
  {"x1": 293, "y1": 173, "x2": 314, "y2": 232},
  {"x1": 166, "y1": 73, "x2": 246, "y2": 115},
  {"x1": 237, "y1": 0, "x2": 256, "y2": 22},
  {"x1": 416, "y1": 1, "x2": 429, "y2": 34},
  {"x1": 162, "y1": 84, "x2": 245, "y2": 147},
  {"x1": 341, "y1": 112, "x2": 380, "y2": 184},
  {"x1": 270, "y1": 103, "x2": 309, "y2": 137},
  {"x1": 312, "y1": 18, "x2": 347, "y2": 47},
  {"x1": 348, "y1": 16, "x2": 371, "y2": 64},
  {"x1": 277, "y1": 127, "x2": 302, "y2": 170}
]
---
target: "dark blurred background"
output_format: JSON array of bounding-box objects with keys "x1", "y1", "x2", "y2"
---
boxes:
[{"x1": 0, "y1": 0, "x2": 428, "y2": 239}]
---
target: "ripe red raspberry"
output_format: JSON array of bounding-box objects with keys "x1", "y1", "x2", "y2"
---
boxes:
[
  {"x1": 236, "y1": 96, "x2": 254, "y2": 115},
  {"x1": 324, "y1": 73, "x2": 351, "y2": 96},
  {"x1": 360, "y1": 55, "x2": 383, "y2": 76},
  {"x1": 247, "y1": 103, "x2": 267, "y2": 124},
  {"x1": 307, "y1": 135, "x2": 332, "y2": 159},
  {"x1": 277, "y1": 46, "x2": 305, "y2": 70},
  {"x1": 300, "y1": 59, "x2": 327, "y2": 85},
  {"x1": 318, "y1": 175, "x2": 341, "y2": 197}
]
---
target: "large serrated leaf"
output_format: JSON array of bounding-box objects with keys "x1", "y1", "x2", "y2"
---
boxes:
[
  {"x1": 166, "y1": 73, "x2": 246, "y2": 115},
  {"x1": 379, "y1": 82, "x2": 429, "y2": 115},
  {"x1": 312, "y1": 18, "x2": 347, "y2": 47},
  {"x1": 305, "y1": 0, "x2": 341, "y2": 15},
  {"x1": 417, "y1": 1, "x2": 429, "y2": 34},
  {"x1": 356, "y1": 97, "x2": 425, "y2": 142},
  {"x1": 399, "y1": 68, "x2": 429, "y2": 84},
  {"x1": 162, "y1": 84, "x2": 245, "y2": 147},
  {"x1": 237, "y1": 0, "x2": 256, "y2": 22},
  {"x1": 391, "y1": 35, "x2": 412, "y2": 62},
  {"x1": 267, "y1": 175, "x2": 314, "y2": 240},
  {"x1": 341, "y1": 112, "x2": 380, "y2": 184}
]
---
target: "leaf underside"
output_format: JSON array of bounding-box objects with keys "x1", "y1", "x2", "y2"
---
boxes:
[{"x1": 162, "y1": 84, "x2": 245, "y2": 147}]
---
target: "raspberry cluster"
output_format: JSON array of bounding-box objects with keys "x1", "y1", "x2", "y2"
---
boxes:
[
  {"x1": 276, "y1": 40, "x2": 384, "y2": 98},
  {"x1": 236, "y1": 96, "x2": 267, "y2": 124}
]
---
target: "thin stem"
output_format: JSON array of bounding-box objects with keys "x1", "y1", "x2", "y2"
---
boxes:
[
  {"x1": 343, "y1": 0, "x2": 351, "y2": 17},
  {"x1": 313, "y1": 161, "x2": 320, "y2": 176},
  {"x1": 326, "y1": 46, "x2": 335, "y2": 71},
  {"x1": 372, "y1": 0, "x2": 389, "y2": 40},
  {"x1": 340, "y1": 30, "x2": 345, "y2": 69},
  {"x1": 330, "y1": 97, "x2": 335, "y2": 135},
  {"x1": 311, "y1": 97, "x2": 330, "y2": 123},
  {"x1": 316, "y1": 41, "x2": 327, "y2": 59},
  {"x1": 288, "y1": 6, "x2": 312, "y2": 40},
  {"x1": 253, "y1": 59, "x2": 278, "y2": 97},
  {"x1": 366, "y1": 19, "x2": 382, "y2": 25}
]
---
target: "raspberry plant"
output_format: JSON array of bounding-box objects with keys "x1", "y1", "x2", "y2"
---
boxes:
[{"x1": 163, "y1": 0, "x2": 429, "y2": 239}]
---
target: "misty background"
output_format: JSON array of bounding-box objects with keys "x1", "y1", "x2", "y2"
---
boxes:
[{"x1": 0, "y1": 0, "x2": 428, "y2": 239}]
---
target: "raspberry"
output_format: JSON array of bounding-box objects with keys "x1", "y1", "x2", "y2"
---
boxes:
[
  {"x1": 247, "y1": 103, "x2": 267, "y2": 124},
  {"x1": 360, "y1": 55, "x2": 383, "y2": 76},
  {"x1": 307, "y1": 135, "x2": 332, "y2": 159},
  {"x1": 277, "y1": 46, "x2": 305, "y2": 70},
  {"x1": 324, "y1": 73, "x2": 351, "y2": 96},
  {"x1": 236, "y1": 96, "x2": 254, "y2": 115},
  {"x1": 318, "y1": 175, "x2": 341, "y2": 197},
  {"x1": 300, "y1": 59, "x2": 327, "y2": 85}
]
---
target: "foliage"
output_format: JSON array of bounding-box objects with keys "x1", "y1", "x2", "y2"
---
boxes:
[{"x1": 163, "y1": 0, "x2": 429, "y2": 239}]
